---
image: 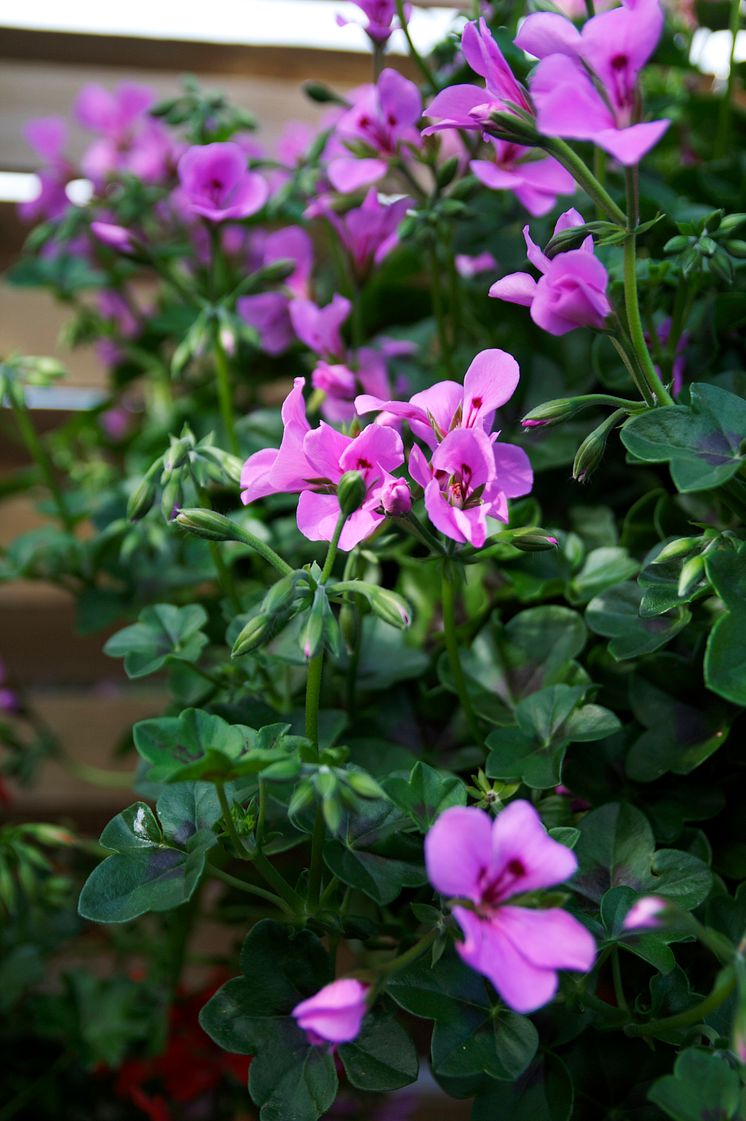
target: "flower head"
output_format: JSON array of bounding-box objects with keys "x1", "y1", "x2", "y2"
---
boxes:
[
  {"x1": 75, "y1": 81, "x2": 173, "y2": 185},
  {"x1": 471, "y1": 140, "x2": 575, "y2": 217},
  {"x1": 308, "y1": 189, "x2": 410, "y2": 278},
  {"x1": 336, "y1": 1, "x2": 403, "y2": 45},
  {"x1": 292, "y1": 978, "x2": 369, "y2": 1044},
  {"x1": 425, "y1": 802, "x2": 595, "y2": 1012},
  {"x1": 177, "y1": 142, "x2": 269, "y2": 222},
  {"x1": 489, "y1": 209, "x2": 611, "y2": 335}
]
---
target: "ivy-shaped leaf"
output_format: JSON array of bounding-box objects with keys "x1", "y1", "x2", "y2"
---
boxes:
[
  {"x1": 648, "y1": 1047, "x2": 745, "y2": 1121},
  {"x1": 78, "y1": 784, "x2": 220, "y2": 922},
  {"x1": 385, "y1": 762, "x2": 467, "y2": 832},
  {"x1": 704, "y1": 548, "x2": 746, "y2": 705},
  {"x1": 323, "y1": 800, "x2": 426, "y2": 905},
  {"x1": 471, "y1": 1054, "x2": 574, "y2": 1121},
  {"x1": 621, "y1": 383, "x2": 746, "y2": 493},
  {"x1": 104, "y1": 603, "x2": 209, "y2": 678},
  {"x1": 586, "y1": 582, "x2": 691, "y2": 660},
  {"x1": 626, "y1": 676, "x2": 730, "y2": 782}
]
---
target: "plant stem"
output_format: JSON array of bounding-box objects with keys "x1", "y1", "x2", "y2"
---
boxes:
[
  {"x1": 625, "y1": 967, "x2": 736, "y2": 1036},
  {"x1": 59, "y1": 757, "x2": 133, "y2": 789},
  {"x1": 608, "y1": 336, "x2": 654, "y2": 406},
  {"x1": 395, "y1": 0, "x2": 438, "y2": 93},
  {"x1": 716, "y1": 0, "x2": 742, "y2": 157},
  {"x1": 232, "y1": 523, "x2": 294, "y2": 576},
  {"x1": 213, "y1": 327, "x2": 239, "y2": 456},
  {"x1": 10, "y1": 397, "x2": 74, "y2": 531},
  {"x1": 377, "y1": 927, "x2": 438, "y2": 977},
  {"x1": 611, "y1": 949, "x2": 629, "y2": 1012},
  {"x1": 441, "y1": 566, "x2": 481, "y2": 745},
  {"x1": 196, "y1": 486, "x2": 243, "y2": 610},
  {"x1": 542, "y1": 138, "x2": 626, "y2": 225},
  {"x1": 215, "y1": 781, "x2": 303, "y2": 909},
  {"x1": 429, "y1": 242, "x2": 453, "y2": 374},
  {"x1": 623, "y1": 169, "x2": 675, "y2": 406},
  {"x1": 209, "y1": 862, "x2": 288, "y2": 911}
]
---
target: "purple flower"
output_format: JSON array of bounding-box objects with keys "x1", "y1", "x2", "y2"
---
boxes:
[
  {"x1": 240, "y1": 379, "x2": 405, "y2": 551},
  {"x1": 20, "y1": 116, "x2": 71, "y2": 222},
  {"x1": 238, "y1": 293, "x2": 294, "y2": 355},
  {"x1": 90, "y1": 221, "x2": 137, "y2": 254},
  {"x1": 177, "y1": 142, "x2": 269, "y2": 222},
  {"x1": 516, "y1": 0, "x2": 669, "y2": 165},
  {"x1": 0, "y1": 660, "x2": 19, "y2": 714},
  {"x1": 425, "y1": 802, "x2": 596, "y2": 1012},
  {"x1": 293, "y1": 978, "x2": 369, "y2": 1044},
  {"x1": 290, "y1": 295, "x2": 351, "y2": 359},
  {"x1": 622, "y1": 895, "x2": 668, "y2": 930},
  {"x1": 307, "y1": 189, "x2": 411, "y2": 279},
  {"x1": 471, "y1": 140, "x2": 575, "y2": 217},
  {"x1": 238, "y1": 226, "x2": 314, "y2": 355},
  {"x1": 455, "y1": 251, "x2": 499, "y2": 278},
  {"x1": 336, "y1": 1, "x2": 404, "y2": 45},
  {"x1": 75, "y1": 82, "x2": 173, "y2": 185},
  {"x1": 327, "y1": 69, "x2": 422, "y2": 193},
  {"x1": 424, "y1": 19, "x2": 532, "y2": 135},
  {"x1": 312, "y1": 347, "x2": 395, "y2": 424},
  {"x1": 489, "y1": 208, "x2": 611, "y2": 335}
]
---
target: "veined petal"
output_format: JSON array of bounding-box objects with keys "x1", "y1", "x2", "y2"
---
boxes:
[{"x1": 425, "y1": 806, "x2": 494, "y2": 902}]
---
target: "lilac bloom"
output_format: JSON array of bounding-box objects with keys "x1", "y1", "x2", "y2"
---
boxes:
[
  {"x1": 308, "y1": 189, "x2": 411, "y2": 279},
  {"x1": 290, "y1": 295, "x2": 351, "y2": 359},
  {"x1": 489, "y1": 208, "x2": 611, "y2": 335},
  {"x1": 237, "y1": 226, "x2": 314, "y2": 354},
  {"x1": 623, "y1": 895, "x2": 668, "y2": 930},
  {"x1": 424, "y1": 18, "x2": 532, "y2": 135},
  {"x1": 471, "y1": 140, "x2": 575, "y2": 216},
  {"x1": 328, "y1": 69, "x2": 422, "y2": 193},
  {"x1": 240, "y1": 379, "x2": 405, "y2": 550},
  {"x1": 75, "y1": 82, "x2": 173, "y2": 185},
  {"x1": 414, "y1": 427, "x2": 510, "y2": 547},
  {"x1": 238, "y1": 293, "x2": 294, "y2": 355},
  {"x1": 20, "y1": 116, "x2": 71, "y2": 222},
  {"x1": 177, "y1": 143, "x2": 269, "y2": 222},
  {"x1": 425, "y1": 802, "x2": 596, "y2": 1012},
  {"x1": 517, "y1": 0, "x2": 669, "y2": 165},
  {"x1": 335, "y1": 1, "x2": 404, "y2": 45},
  {"x1": 261, "y1": 226, "x2": 313, "y2": 298},
  {"x1": 455, "y1": 251, "x2": 499, "y2": 278},
  {"x1": 293, "y1": 979, "x2": 368, "y2": 1044}
]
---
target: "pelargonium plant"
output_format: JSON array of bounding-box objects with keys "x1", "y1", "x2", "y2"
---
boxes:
[{"x1": 2, "y1": 0, "x2": 746, "y2": 1118}]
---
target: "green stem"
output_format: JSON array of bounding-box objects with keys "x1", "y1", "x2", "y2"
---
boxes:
[
  {"x1": 215, "y1": 781, "x2": 303, "y2": 910},
  {"x1": 716, "y1": 0, "x2": 742, "y2": 158},
  {"x1": 609, "y1": 335, "x2": 654, "y2": 405},
  {"x1": 400, "y1": 511, "x2": 448, "y2": 555},
  {"x1": 584, "y1": 0, "x2": 595, "y2": 17},
  {"x1": 196, "y1": 486, "x2": 243, "y2": 610},
  {"x1": 542, "y1": 137, "x2": 626, "y2": 225},
  {"x1": 611, "y1": 949, "x2": 629, "y2": 1013},
  {"x1": 209, "y1": 862, "x2": 288, "y2": 911},
  {"x1": 213, "y1": 327, "x2": 239, "y2": 456},
  {"x1": 625, "y1": 967, "x2": 736, "y2": 1037},
  {"x1": 216, "y1": 781, "x2": 248, "y2": 857},
  {"x1": 441, "y1": 566, "x2": 481, "y2": 745},
  {"x1": 232, "y1": 524, "x2": 294, "y2": 576},
  {"x1": 377, "y1": 927, "x2": 438, "y2": 977},
  {"x1": 10, "y1": 397, "x2": 74, "y2": 531},
  {"x1": 429, "y1": 242, "x2": 453, "y2": 373},
  {"x1": 623, "y1": 170, "x2": 675, "y2": 406},
  {"x1": 59, "y1": 757, "x2": 133, "y2": 788},
  {"x1": 395, "y1": 0, "x2": 438, "y2": 93}
]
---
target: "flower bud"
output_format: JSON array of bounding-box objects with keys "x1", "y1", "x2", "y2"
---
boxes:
[
  {"x1": 90, "y1": 221, "x2": 136, "y2": 254},
  {"x1": 232, "y1": 613, "x2": 273, "y2": 657},
  {"x1": 345, "y1": 769, "x2": 385, "y2": 799},
  {"x1": 436, "y1": 156, "x2": 460, "y2": 190},
  {"x1": 522, "y1": 397, "x2": 594, "y2": 429},
  {"x1": 573, "y1": 411, "x2": 623, "y2": 484},
  {"x1": 380, "y1": 477, "x2": 412, "y2": 516},
  {"x1": 652, "y1": 536, "x2": 701, "y2": 564},
  {"x1": 337, "y1": 471, "x2": 367, "y2": 518},
  {"x1": 300, "y1": 588, "x2": 330, "y2": 660},
  {"x1": 160, "y1": 476, "x2": 184, "y2": 521},
  {"x1": 678, "y1": 553, "x2": 706, "y2": 598},
  {"x1": 339, "y1": 599, "x2": 361, "y2": 654},
  {"x1": 263, "y1": 570, "x2": 307, "y2": 614},
  {"x1": 367, "y1": 587, "x2": 411, "y2": 629},
  {"x1": 510, "y1": 529, "x2": 559, "y2": 552},
  {"x1": 302, "y1": 81, "x2": 348, "y2": 106},
  {"x1": 127, "y1": 476, "x2": 157, "y2": 521},
  {"x1": 176, "y1": 508, "x2": 240, "y2": 541}
]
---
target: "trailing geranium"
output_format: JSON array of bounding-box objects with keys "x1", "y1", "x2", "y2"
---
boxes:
[{"x1": 2, "y1": 0, "x2": 746, "y2": 1119}]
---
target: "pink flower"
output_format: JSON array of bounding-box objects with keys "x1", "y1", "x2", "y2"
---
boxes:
[
  {"x1": 75, "y1": 82, "x2": 173, "y2": 185},
  {"x1": 0, "y1": 660, "x2": 19, "y2": 714},
  {"x1": 290, "y1": 295, "x2": 351, "y2": 359},
  {"x1": 327, "y1": 69, "x2": 422, "y2": 193},
  {"x1": 240, "y1": 378, "x2": 405, "y2": 551},
  {"x1": 425, "y1": 802, "x2": 595, "y2": 1012},
  {"x1": 20, "y1": 116, "x2": 71, "y2": 222},
  {"x1": 424, "y1": 19, "x2": 532, "y2": 135},
  {"x1": 471, "y1": 140, "x2": 575, "y2": 217},
  {"x1": 379, "y1": 475, "x2": 412, "y2": 515},
  {"x1": 622, "y1": 895, "x2": 668, "y2": 930},
  {"x1": 238, "y1": 293, "x2": 294, "y2": 355},
  {"x1": 90, "y1": 222, "x2": 137, "y2": 254},
  {"x1": 292, "y1": 979, "x2": 369, "y2": 1044},
  {"x1": 177, "y1": 143, "x2": 269, "y2": 222},
  {"x1": 489, "y1": 208, "x2": 611, "y2": 335},
  {"x1": 307, "y1": 189, "x2": 410, "y2": 279},
  {"x1": 516, "y1": 0, "x2": 669, "y2": 165},
  {"x1": 313, "y1": 347, "x2": 395, "y2": 424},
  {"x1": 237, "y1": 226, "x2": 314, "y2": 355},
  {"x1": 336, "y1": 1, "x2": 404, "y2": 45},
  {"x1": 455, "y1": 252, "x2": 499, "y2": 279}
]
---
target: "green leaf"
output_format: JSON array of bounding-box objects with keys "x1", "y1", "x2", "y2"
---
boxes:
[
  {"x1": 388, "y1": 951, "x2": 537, "y2": 1088},
  {"x1": 600, "y1": 886, "x2": 682, "y2": 973},
  {"x1": 104, "y1": 603, "x2": 209, "y2": 678},
  {"x1": 626, "y1": 676, "x2": 730, "y2": 782},
  {"x1": 704, "y1": 548, "x2": 746, "y2": 705},
  {"x1": 621, "y1": 383, "x2": 746, "y2": 492},
  {"x1": 338, "y1": 1010, "x2": 418, "y2": 1091},
  {"x1": 78, "y1": 783, "x2": 220, "y2": 922},
  {"x1": 586, "y1": 582, "x2": 691, "y2": 660},
  {"x1": 323, "y1": 800, "x2": 426, "y2": 904},
  {"x1": 648, "y1": 1047, "x2": 744, "y2": 1121},
  {"x1": 385, "y1": 762, "x2": 467, "y2": 832},
  {"x1": 200, "y1": 921, "x2": 337, "y2": 1121},
  {"x1": 472, "y1": 1054, "x2": 574, "y2": 1121},
  {"x1": 133, "y1": 708, "x2": 303, "y2": 783},
  {"x1": 566, "y1": 547, "x2": 639, "y2": 605},
  {"x1": 573, "y1": 803, "x2": 712, "y2": 910},
  {"x1": 486, "y1": 726, "x2": 564, "y2": 789}
]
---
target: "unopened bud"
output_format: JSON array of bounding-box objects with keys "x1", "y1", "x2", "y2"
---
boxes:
[
  {"x1": 337, "y1": 471, "x2": 367, "y2": 518},
  {"x1": 368, "y1": 587, "x2": 411, "y2": 629},
  {"x1": 175, "y1": 508, "x2": 240, "y2": 542},
  {"x1": 622, "y1": 895, "x2": 669, "y2": 931},
  {"x1": 436, "y1": 156, "x2": 460, "y2": 190},
  {"x1": 345, "y1": 769, "x2": 385, "y2": 799},
  {"x1": 161, "y1": 476, "x2": 184, "y2": 521},
  {"x1": 380, "y1": 477, "x2": 412, "y2": 516},
  {"x1": 127, "y1": 476, "x2": 157, "y2": 521},
  {"x1": 303, "y1": 80, "x2": 348, "y2": 106},
  {"x1": 263, "y1": 571, "x2": 307, "y2": 614},
  {"x1": 90, "y1": 221, "x2": 136, "y2": 254},
  {"x1": 232, "y1": 613, "x2": 273, "y2": 657},
  {"x1": 678, "y1": 553, "x2": 706, "y2": 598},
  {"x1": 257, "y1": 258, "x2": 296, "y2": 284},
  {"x1": 573, "y1": 411, "x2": 623, "y2": 484},
  {"x1": 510, "y1": 528, "x2": 559, "y2": 553},
  {"x1": 522, "y1": 397, "x2": 593, "y2": 429},
  {"x1": 652, "y1": 536, "x2": 702, "y2": 564},
  {"x1": 300, "y1": 588, "x2": 330, "y2": 660},
  {"x1": 339, "y1": 599, "x2": 361, "y2": 654}
]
